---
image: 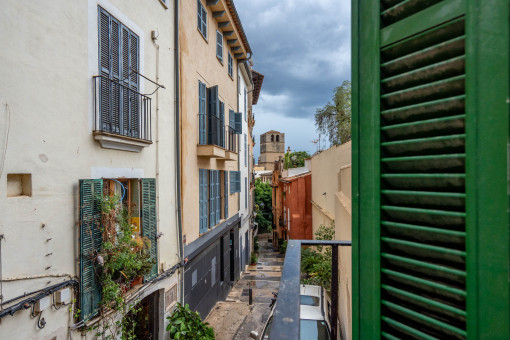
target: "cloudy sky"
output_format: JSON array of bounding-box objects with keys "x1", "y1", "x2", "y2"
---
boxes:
[{"x1": 236, "y1": 0, "x2": 351, "y2": 160}]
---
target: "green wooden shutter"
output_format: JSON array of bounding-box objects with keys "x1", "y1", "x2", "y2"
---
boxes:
[
  {"x1": 98, "y1": 7, "x2": 111, "y2": 132},
  {"x1": 234, "y1": 112, "x2": 242, "y2": 134},
  {"x1": 353, "y1": 1, "x2": 509, "y2": 339},
  {"x1": 79, "y1": 179, "x2": 103, "y2": 321},
  {"x1": 141, "y1": 178, "x2": 158, "y2": 281},
  {"x1": 199, "y1": 81, "x2": 207, "y2": 144},
  {"x1": 224, "y1": 171, "x2": 229, "y2": 217}
]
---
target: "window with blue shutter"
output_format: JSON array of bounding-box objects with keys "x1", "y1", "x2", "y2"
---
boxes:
[
  {"x1": 244, "y1": 134, "x2": 247, "y2": 166},
  {"x1": 79, "y1": 179, "x2": 103, "y2": 321},
  {"x1": 244, "y1": 88, "x2": 247, "y2": 121},
  {"x1": 141, "y1": 178, "x2": 158, "y2": 281},
  {"x1": 237, "y1": 172, "x2": 241, "y2": 193},
  {"x1": 209, "y1": 170, "x2": 215, "y2": 228},
  {"x1": 216, "y1": 30, "x2": 223, "y2": 62},
  {"x1": 197, "y1": 0, "x2": 207, "y2": 38},
  {"x1": 234, "y1": 112, "x2": 242, "y2": 134},
  {"x1": 219, "y1": 102, "x2": 225, "y2": 148},
  {"x1": 224, "y1": 171, "x2": 229, "y2": 217},
  {"x1": 215, "y1": 170, "x2": 220, "y2": 225},
  {"x1": 245, "y1": 177, "x2": 247, "y2": 209},
  {"x1": 229, "y1": 171, "x2": 241, "y2": 193},
  {"x1": 98, "y1": 7, "x2": 140, "y2": 139},
  {"x1": 228, "y1": 53, "x2": 233, "y2": 77},
  {"x1": 199, "y1": 169, "x2": 208, "y2": 234},
  {"x1": 198, "y1": 81, "x2": 207, "y2": 145},
  {"x1": 207, "y1": 86, "x2": 220, "y2": 145}
]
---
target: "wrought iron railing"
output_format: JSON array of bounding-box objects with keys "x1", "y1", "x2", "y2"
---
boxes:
[
  {"x1": 93, "y1": 76, "x2": 151, "y2": 141},
  {"x1": 226, "y1": 126, "x2": 237, "y2": 153},
  {"x1": 270, "y1": 239, "x2": 352, "y2": 340}
]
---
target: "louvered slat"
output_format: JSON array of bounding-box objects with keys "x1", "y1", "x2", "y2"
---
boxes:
[{"x1": 379, "y1": 6, "x2": 467, "y2": 337}]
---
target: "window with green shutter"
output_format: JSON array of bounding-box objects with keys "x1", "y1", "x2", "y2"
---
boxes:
[
  {"x1": 353, "y1": 1, "x2": 509, "y2": 339},
  {"x1": 79, "y1": 179, "x2": 103, "y2": 321},
  {"x1": 141, "y1": 178, "x2": 157, "y2": 281}
]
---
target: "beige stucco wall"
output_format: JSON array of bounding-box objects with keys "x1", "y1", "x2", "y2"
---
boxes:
[
  {"x1": 179, "y1": 0, "x2": 242, "y2": 245},
  {"x1": 311, "y1": 141, "x2": 352, "y2": 340},
  {"x1": 0, "y1": 0, "x2": 178, "y2": 338}
]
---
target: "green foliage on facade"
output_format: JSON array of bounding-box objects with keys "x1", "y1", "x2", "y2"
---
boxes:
[
  {"x1": 254, "y1": 179, "x2": 273, "y2": 233},
  {"x1": 315, "y1": 80, "x2": 351, "y2": 146},
  {"x1": 301, "y1": 224, "x2": 335, "y2": 291},
  {"x1": 166, "y1": 303, "x2": 215, "y2": 339}
]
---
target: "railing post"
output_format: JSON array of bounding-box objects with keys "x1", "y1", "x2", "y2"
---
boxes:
[{"x1": 331, "y1": 245, "x2": 339, "y2": 339}]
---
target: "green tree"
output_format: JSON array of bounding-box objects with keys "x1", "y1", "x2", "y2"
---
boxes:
[
  {"x1": 315, "y1": 80, "x2": 351, "y2": 146},
  {"x1": 284, "y1": 151, "x2": 311, "y2": 169},
  {"x1": 254, "y1": 179, "x2": 273, "y2": 233},
  {"x1": 301, "y1": 223, "x2": 335, "y2": 291}
]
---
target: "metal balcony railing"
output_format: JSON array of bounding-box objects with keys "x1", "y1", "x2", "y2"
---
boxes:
[
  {"x1": 207, "y1": 113, "x2": 225, "y2": 147},
  {"x1": 225, "y1": 126, "x2": 237, "y2": 153},
  {"x1": 93, "y1": 75, "x2": 151, "y2": 141},
  {"x1": 270, "y1": 239, "x2": 352, "y2": 340}
]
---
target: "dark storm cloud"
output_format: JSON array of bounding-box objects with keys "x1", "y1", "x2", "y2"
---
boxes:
[{"x1": 237, "y1": 0, "x2": 351, "y2": 119}]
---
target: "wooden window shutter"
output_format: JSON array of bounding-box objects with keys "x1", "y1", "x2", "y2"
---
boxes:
[
  {"x1": 199, "y1": 169, "x2": 208, "y2": 234},
  {"x1": 353, "y1": 1, "x2": 510, "y2": 339},
  {"x1": 245, "y1": 177, "x2": 247, "y2": 209},
  {"x1": 141, "y1": 178, "x2": 158, "y2": 281},
  {"x1": 234, "y1": 112, "x2": 242, "y2": 134},
  {"x1": 224, "y1": 171, "x2": 229, "y2": 217},
  {"x1": 199, "y1": 81, "x2": 207, "y2": 144},
  {"x1": 216, "y1": 30, "x2": 223, "y2": 61},
  {"x1": 229, "y1": 109, "x2": 235, "y2": 128},
  {"x1": 244, "y1": 134, "x2": 247, "y2": 166},
  {"x1": 79, "y1": 179, "x2": 103, "y2": 321},
  {"x1": 215, "y1": 170, "x2": 221, "y2": 225},
  {"x1": 230, "y1": 171, "x2": 235, "y2": 194},
  {"x1": 207, "y1": 86, "x2": 219, "y2": 145},
  {"x1": 219, "y1": 101, "x2": 225, "y2": 148},
  {"x1": 209, "y1": 170, "x2": 215, "y2": 228},
  {"x1": 98, "y1": 8, "x2": 111, "y2": 132}
]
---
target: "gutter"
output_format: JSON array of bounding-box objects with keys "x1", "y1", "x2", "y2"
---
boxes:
[{"x1": 174, "y1": 0, "x2": 184, "y2": 305}]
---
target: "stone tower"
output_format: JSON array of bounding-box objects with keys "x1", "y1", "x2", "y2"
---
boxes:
[{"x1": 258, "y1": 130, "x2": 285, "y2": 170}]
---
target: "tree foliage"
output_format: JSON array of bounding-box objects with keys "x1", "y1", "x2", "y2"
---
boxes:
[
  {"x1": 166, "y1": 303, "x2": 214, "y2": 339},
  {"x1": 301, "y1": 224, "x2": 335, "y2": 291},
  {"x1": 254, "y1": 179, "x2": 273, "y2": 233},
  {"x1": 315, "y1": 80, "x2": 352, "y2": 146},
  {"x1": 284, "y1": 151, "x2": 311, "y2": 169}
]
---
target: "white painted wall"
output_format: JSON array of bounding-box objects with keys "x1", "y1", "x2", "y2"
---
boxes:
[{"x1": 0, "y1": 1, "x2": 179, "y2": 338}]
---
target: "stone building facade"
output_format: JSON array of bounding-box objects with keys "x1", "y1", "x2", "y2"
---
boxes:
[{"x1": 258, "y1": 130, "x2": 285, "y2": 170}]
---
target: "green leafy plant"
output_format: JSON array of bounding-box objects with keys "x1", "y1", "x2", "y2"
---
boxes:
[
  {"x1": 250, "y1": 252, "x2": 258, "y2": 265},
  {"x1": 253, "y1": 236, "x2": 260, "y2": 252},
  {"x1": 254, "y1": 179, "x2": 273, "y2": 233},
  {"x1": 279, "y1": 240, "x2": 288, "y2": 254},
  {"x1": 300, "y1": 224, "x2": 335, "y2": 291},
  {"x1": 166, "y1": 302, "x2": 215, "y2": 340},
  {"x1": 86, "y1": 194, "x2": 155, "y2": 339}
]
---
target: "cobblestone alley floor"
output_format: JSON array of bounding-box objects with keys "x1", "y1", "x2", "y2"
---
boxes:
[{"x1": 204, "y1": 233, "x2": 283, "y2": 340}]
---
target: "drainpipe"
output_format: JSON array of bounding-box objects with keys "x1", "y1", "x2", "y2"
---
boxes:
[{"x1": 174, "y1": 0, "x2": 184, "y2": 305}]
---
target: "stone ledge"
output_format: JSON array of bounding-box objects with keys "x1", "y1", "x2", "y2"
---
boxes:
[{"x1": 93, "y1": 132, "x2": 152, "y2": 152}]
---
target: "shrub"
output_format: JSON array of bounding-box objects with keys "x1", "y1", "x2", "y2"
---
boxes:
[
  {"x1": 166, "y1": 303, "x2": 214, "y2": 340},
  {"x1": 250, "y1": 252, "x2": 258, "y2": 265}
]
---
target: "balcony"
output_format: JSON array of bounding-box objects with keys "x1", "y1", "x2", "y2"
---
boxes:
[
  {"x1": 93, "y1": 76, "x2": 152, "y2": 152},
  {"x1": 268, "y1": 240, "x2": 351, "y2": 340},
  {"x1": 225, "y1": 126, "x2": 238, "y2": 160},
  {"x1": 197, "y1": 115, "x2": 238, "y2": 160}
]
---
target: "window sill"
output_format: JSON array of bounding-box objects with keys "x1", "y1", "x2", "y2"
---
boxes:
[
  {"x1": 197, "y1": 144, "x2": 226, "y2": 158},
  {"x1": 94, "y1": 132, "x2": 152, "y2": 152}
]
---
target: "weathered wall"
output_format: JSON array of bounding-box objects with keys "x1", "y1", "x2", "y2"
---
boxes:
[
  {"x1": 179, "y1": 0, "x2": 240, "y2": 246},
  {"x1": 311, "y1": 141, "x2": 352, "y2": 339},
  {"x1": 283, "y1": 174, "x2": 313, "y2": 240},
  {"x1": 0, "y1": 0, "x2": 179, "y2": 339}
]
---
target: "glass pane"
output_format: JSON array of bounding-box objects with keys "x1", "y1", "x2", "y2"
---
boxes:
[
  {"x1": 300, "y1": 295, "x2": 320, "y2": 306},
  {"x1": 300, "y1": 320, "x2": 330, "y2": 340}
]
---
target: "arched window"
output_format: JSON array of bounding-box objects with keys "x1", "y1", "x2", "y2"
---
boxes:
[
  {"x1": 276, "y1": 135, "x2": 280, "y2": 142},
  {"x1": 271, "y1": 134, "x2": 274, "y2": 142}
]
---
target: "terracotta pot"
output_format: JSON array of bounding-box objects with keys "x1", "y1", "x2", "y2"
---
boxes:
[{"x1": 130, "y1": 276, "x2": 143, "y2": 288}]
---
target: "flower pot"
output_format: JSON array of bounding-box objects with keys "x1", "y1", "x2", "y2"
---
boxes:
[{"x1": 130, "y1": 276, "x2": 143, "y2": 288}]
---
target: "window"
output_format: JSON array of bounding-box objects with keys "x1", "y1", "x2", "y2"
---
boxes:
[
  {"x1": 224, "y1": 171, "x2": 229, "y2": 217},
  {"x1": 230, "y1": 171, "x2": 241, "y2": 193},
  {"x1": 245, "y1": 177, "x2": 247, "y2": 209},
  {"x1": 198, "y1": 81, "x2": 207, "y2": 144},
  {"x1": 199, "y1": 83, "x2": 225, "y2": 147},
  {"x1": 228, "y1": 52, "x2": 233, "y2": 77},
  {"x1": 276, "y1": 135, "x2": 280, "y2": 142},
  {"x1": 96, "y1": 7, "x2": 148, "y2": 141},
  {"x1": 197, "y1": 0, "x2": 207, "y2": 38},
  {"x1": 244, "y1": 134, "x2": 247, "y2": 166},
  {"x1": 244, "y1": 88, "x2": 247, "y2": 121},
  {"x1": 79, "y1": 178, "x2": 157, "y2": 321},
  {"x1": 199, "y1": 169, "x2": 223, "y2": 234},
  {"x1": 216, "y1": 30, "x2": 223, "y2": 62},
  {"x1": 271, "y1": 134, "x2": 274, "y2": 142}
]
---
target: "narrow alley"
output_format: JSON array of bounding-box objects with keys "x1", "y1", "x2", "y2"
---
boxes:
[{"x1": 205, "y1": 234, "x2": 283, "y2": 339}]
